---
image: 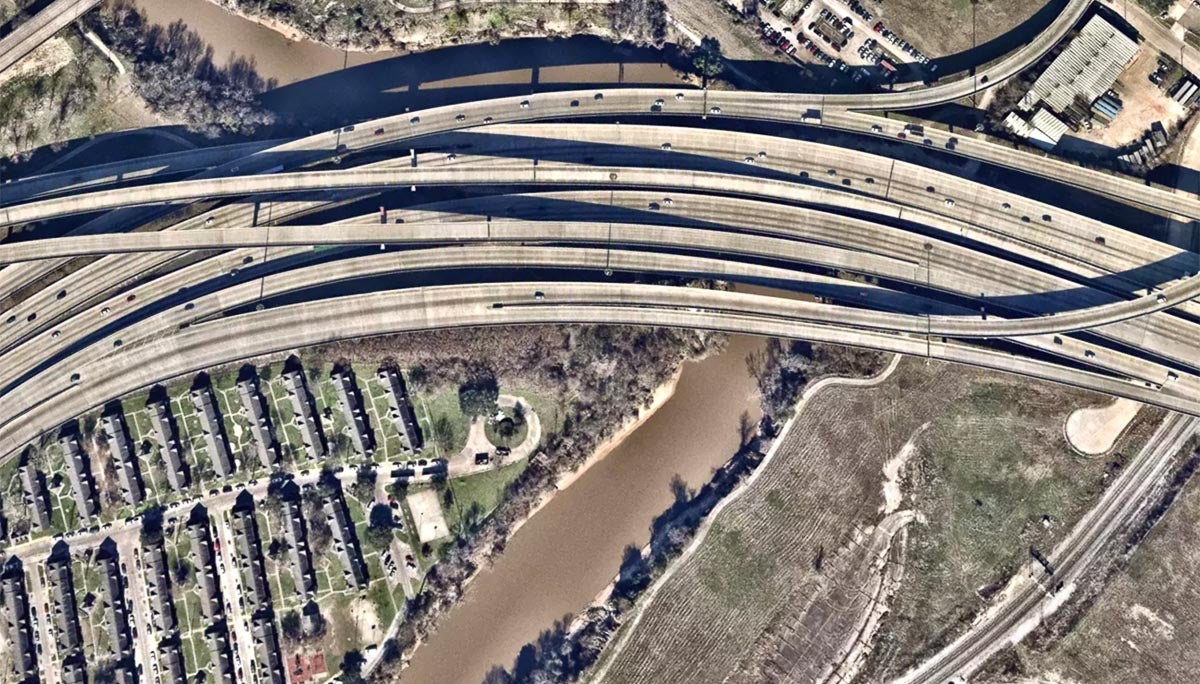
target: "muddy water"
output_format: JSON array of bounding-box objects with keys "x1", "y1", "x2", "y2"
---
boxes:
[
  {"x1": 133, "y1": 0, "x2": 681, "y2": 88},
  {"x1": 130, "y1": 0, "x2": 405, "y2": 84},
  {"x1": 401, "y1": 334, "x2": 765, "y2": 684}
]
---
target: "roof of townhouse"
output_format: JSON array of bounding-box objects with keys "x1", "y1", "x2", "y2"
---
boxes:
[
  {"x1": 0, "y1": 562, "x2": 39, "y2": 681},
  {"x1": 282, "y1": 367, "x2": 328, "y2": 459},
  {"x1": 205, "y1": 624, "x2": 237, "y2": 684},
  {"x1": 237, "y1": 377, "x2": 280, "y2": 467},
  {"x1": 159, "y1": 638, "x2": 187, "y2": 684},
  {"x1": 230, "y1": 501, "x2": 271, "y2": 609},
  {"x1": 324, "y1": 493, "x2": 369, "y2": 588},
  {"x1": 96, "y1": 550, "x2": 134, "y2": 659},
  {"x1": 331, "y1": 368, "x2": 375, "y2": 455},
  {"x1": 59, "y1": 432, "x2": 98, "y2": 519},
  {"x1": 252, "y1": 613, "x2": 287, "y2": 684},
  {"x1": 101, "y1": 411, "x2": 144, "y2": 506},
  {"x1": 281, "y1": 496, "x2": 317, "y2": 596},
  {"x1": 147, "y1": 397, "x2": 190, "y2": 491},
  {"x1": 190, "y1": 385, "x2": 234, "y2": 477},
  {"x1": 377, "y1": 366, "x2": 424, "y2": 452},
  {"x1": 143, "y1": 540, "x2": 178, "y2": 634},
  {"x1": 19, "y1": 462, "x2": 52, "y2": 531},
  {"x1": 46, "y1": 552, "x2": 83, "y2": 654},
  {"x1": 187, "y1": 516, "x2": 224, "y2": 621}
]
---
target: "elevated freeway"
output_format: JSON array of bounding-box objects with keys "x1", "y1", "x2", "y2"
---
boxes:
[
  {"x1": 0, "y1": 0, "x2": 100, "y2": 75},
  {"x1": 2, "y1": 279, "x2": 1198, "y2": 461},
  {"x1": 1, "y1": 221, "x2": 1195, "y2": 340}
]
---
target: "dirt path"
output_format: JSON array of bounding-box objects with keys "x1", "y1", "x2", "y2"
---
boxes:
[{"x1": 1066, "y1": 398, "x2": 1143, "y2": 455}]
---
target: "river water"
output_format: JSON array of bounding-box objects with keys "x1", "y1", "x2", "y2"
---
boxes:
[{"x1": 401, "y1": 334, "x2": 765, "y2": 683}]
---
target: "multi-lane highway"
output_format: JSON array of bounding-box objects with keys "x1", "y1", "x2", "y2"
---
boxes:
[{"x1": 2, "y1": 6, "x2": 1200, "y2": 681}]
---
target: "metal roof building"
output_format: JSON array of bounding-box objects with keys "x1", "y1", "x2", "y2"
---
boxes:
[{"x1": 1021, "y1": 14, "x2": 1138, "y2": 114}]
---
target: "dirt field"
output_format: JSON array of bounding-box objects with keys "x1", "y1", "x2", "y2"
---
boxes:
[
  {"x1": 407, "y1": 488, "x2": 450, "y2": 542},
  {"x1": 1066, "y1": 398, "x2": 1143, "y2": 455},
  {"x1": 988, "y1": 438, "x2": 1200, "y2": 684},
  {"x1": 590, "y1": 358, "x2": 1150, "y2": 684},
  {"x1": 862, "y1": 0, "x2": 1048, "y2": 58}
]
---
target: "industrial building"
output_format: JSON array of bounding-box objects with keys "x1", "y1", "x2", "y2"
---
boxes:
[
  {"x1": 331, "y1": 367, "x2": 376, "y2": 456},
  {"x1": 191, "y1": 384, "x2": 234, "y2": 477},
  {"x1": 46, "y1": 547, "x2": 83, "y2": 655},
  {"x1": 324, "y1": 489, "x2": 369, "y2": 588},
  {"x1": 282, "y1": 365, "x2": 328, "y2": 460},
  {"x1": 187, "y1": 510, "x2": 225, "y2": 621},
  {"x1": 100, "y1": 410, "x2": 145, "y2": 506},
  {"x1": 19, "y1": 462, "x2": 51, "y2": 531},
  {"x1": 230, "y1": 494, "x2": 272, "y2": 610},
  {"x1": 1020, "y1": 14, "x2": 1138, "y2": 115},
  {"x1": 96, "y1": 546, "x2": 134, "y2": 659},
  {"x1": 1, "y1": 559, "x2": 39, "y2": 684},
  {"x1": 143, "y1": 539, "x2": 179, "y2": 634},
  {"x1": 59, "y1": 432, "x2": 98, "y2": 520},
  {"x1": 237, "y1": 375, "x2": 280, "y2": 467},
  {"x1": 281, "y1": 495, "x2": 318, "y2": 596},
  {"x1": 377, "y1": 366, "x2": 425, "y2": 453},
  {"x1": 148, "y1": 395, "x2": 190, "y2": 491}
]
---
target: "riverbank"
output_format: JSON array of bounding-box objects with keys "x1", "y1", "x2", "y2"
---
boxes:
[{"x1": 396, "y1": 334, "x2": 763, "y2": 684}]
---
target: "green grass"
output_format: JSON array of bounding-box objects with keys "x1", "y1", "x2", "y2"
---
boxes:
[
  {"x1": 415, "y1": 388, "x2": 471, "y2": 458},
  {"x1": 367, "y1": 577, "x2": 397, "y2": 632},
  {"x1": 443, "y1": 460, "x2": 528, "y2": 536}
]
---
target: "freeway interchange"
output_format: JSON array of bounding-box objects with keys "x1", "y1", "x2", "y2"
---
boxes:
[{"x1": 2, "y1": 9, "x2": 1200, "y2": 680}]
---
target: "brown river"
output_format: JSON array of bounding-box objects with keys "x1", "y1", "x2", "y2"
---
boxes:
[
  {"x1": 402, "y1": 334, "x2": 765, "y2": 683},
  {"x1": 126, "y1": 3, "x2": 759, "y2": 680}
]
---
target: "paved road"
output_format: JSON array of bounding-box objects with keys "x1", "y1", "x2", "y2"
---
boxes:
[
  {"x1": 1, "y1": 220, "x2": 1195, "y2": 340},
  {"x1": 899, "y1": 412, "x2": 1200, "y2": 684},
  {"x1": 2, "y1": 279, "x2": 1198, "y2": 464},
  {"x1": 0, "y1": 0, "x2": 100, "y2": 75}
]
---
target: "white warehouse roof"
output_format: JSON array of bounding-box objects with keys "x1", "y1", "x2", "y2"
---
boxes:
[{"x1": 1020, "y1": 14, "x2": 1138, "y2": 114}]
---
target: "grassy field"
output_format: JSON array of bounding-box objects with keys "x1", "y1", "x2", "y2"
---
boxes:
[
  {"x1": 865, "y1": 0, "x2": 1048, "y2": 58},
  {"x1": 990, "y1": 437, "x2": 1200, "y2": 683},
  {"x1": 591, "y1": 359, "x2": 1157, "y2": 684},
  {"x1": 861, "y1": 383, "x2": 1165, "y2": 680}
]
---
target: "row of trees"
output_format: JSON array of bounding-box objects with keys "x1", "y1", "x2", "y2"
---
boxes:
[{"x1": 91, "y1": 0, "x2": 276, "y2": 136}]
